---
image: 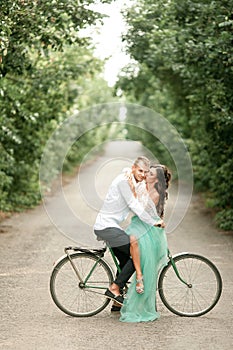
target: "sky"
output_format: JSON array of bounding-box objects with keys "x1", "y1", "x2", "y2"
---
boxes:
[{"x1": 82, "y1": 0, "x2": 132, "y2": 86}]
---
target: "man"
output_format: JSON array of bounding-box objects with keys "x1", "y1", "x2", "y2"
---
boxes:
[{"x1": 94, "y1": 156, "x2": 164, "y2": 307}]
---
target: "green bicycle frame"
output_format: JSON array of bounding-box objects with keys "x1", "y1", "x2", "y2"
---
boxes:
[
  {"x1": 65, "y1": 247, "x2": 121, "y2": 289},
  {"x1": 109, "y1": 247, "x2": 190, "y2": 288},
  {"x1": 82, "y1": 246, "x2": 122, "y2": 290},
  {"x1": 65, "y1": 246, "x2": 190, "y2": 292},
  {"x1": 83, "y1": 256, "x2": 107, "y2": 290},
  {"x1": 65, "y1": 248, "x2": 107, "y2": 290},
  {"x1": 167, "y1": 249, "x2": 191, "y2": 287}
]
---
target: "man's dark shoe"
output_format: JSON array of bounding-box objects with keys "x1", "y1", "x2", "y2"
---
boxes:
[
  {"x1": 111, "y1": 305, "x2": 122, "y2": 312},
  {"x1": 105, "y1": 289, "x2": 124, "y2": 305}
]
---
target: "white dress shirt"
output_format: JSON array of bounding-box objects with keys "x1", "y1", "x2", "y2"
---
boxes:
[{"x1": 94, "y1": 172, "x2": 160, "y2": 230}]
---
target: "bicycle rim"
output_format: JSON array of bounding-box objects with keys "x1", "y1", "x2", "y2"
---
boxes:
[
  {"x1": 158, "y1": 253, "x2": 222, "y2": 317},
  {"x1": 50, "y1": 253, "x2": 114, "y2": 317}
]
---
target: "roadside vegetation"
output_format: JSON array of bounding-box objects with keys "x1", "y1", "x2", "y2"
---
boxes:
[
  {"x1": 116, "y1": 0, "x2": 233, "y2": 230},
  {"x1": 0, "y1": 0, "x2": 116, "y2": 213},
  {"x1": 1, "y1": 0, "x2": 232, "y2": 230}
]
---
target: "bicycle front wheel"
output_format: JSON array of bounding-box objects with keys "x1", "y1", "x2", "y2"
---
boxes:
[
  {"x1": 50, "y1": 253, "x2": 114, "y2": 317},
  {"x1": 158, "y1": 253, "x2": 222, "y2": 317}
]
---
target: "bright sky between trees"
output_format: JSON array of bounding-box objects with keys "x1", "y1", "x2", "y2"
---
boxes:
[{"x1": 82, "y1": 0, "x2": 132, "y2": 86}]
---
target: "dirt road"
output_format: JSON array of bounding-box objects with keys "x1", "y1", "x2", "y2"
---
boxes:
[{"x1": 1, "y1": 141, "x2": 233, "y2": 350}]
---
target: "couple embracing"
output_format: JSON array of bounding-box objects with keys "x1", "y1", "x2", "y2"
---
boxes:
[{"x1": 94, "y1": 156, "x2": 171, "y2": 323}]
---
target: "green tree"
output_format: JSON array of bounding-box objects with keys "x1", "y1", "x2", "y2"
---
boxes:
[
  {"x1": 117, "y1": 0, "x2": 233, "y2": 229},
  {"x1": 0, "y1": 0, "x2": 114, "y2": 212}
]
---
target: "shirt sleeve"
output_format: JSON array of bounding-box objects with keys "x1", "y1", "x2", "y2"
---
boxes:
[{"x1": 118, "y1": 179, "x2": 160, "y2": 226}]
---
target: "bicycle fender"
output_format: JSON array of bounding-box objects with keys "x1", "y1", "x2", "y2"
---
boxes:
[
  {"x1": 52, "y1": 252, "x2": 88, "y2": 267},
  {"x1": 170, "y1": 252, "x2": 190, "y2": 259},
  {"x1": 52, "y1": 253, "x2": 69, "y2": 267},
  {"x1": 52, "y1": 251, "x2": 111, "y2": 269}
]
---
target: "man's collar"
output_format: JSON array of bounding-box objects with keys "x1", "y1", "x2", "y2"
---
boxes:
[{"x1": 132, "y1": 176, "x2": 145, "y2": 188}]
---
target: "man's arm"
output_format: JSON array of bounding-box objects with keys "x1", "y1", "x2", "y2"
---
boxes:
[{"x1": 118, "y1": 179, "x2": 162, "y2": 226}]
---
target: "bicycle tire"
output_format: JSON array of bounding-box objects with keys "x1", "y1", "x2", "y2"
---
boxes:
[
  {"x1": 158, "y1": 253, "x2": 222, "y2": 317},
  {"x1": 50, "y1": 252, "x2": 114, "y2": 317}
]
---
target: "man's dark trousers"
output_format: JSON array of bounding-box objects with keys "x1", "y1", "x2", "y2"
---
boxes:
[{"x1": 94, "y1": 227, "x2": 135, "y2": 288}]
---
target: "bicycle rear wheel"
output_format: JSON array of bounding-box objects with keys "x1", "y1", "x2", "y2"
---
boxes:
[
  {"x1": 158, "y1": 253, "x2": 222, "y2": 317},
  {"x1": 50, "y1": 253, "x2": 114, "y2": 317}
]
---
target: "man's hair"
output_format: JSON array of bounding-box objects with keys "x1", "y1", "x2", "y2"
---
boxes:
[{"x1": 133, "y1": 156, "x2": 150, "y2": 168}]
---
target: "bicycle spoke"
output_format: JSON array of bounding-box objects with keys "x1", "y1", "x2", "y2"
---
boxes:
[
  {"x1": 50, "y1": 253, "x2": 113, "y2": 317},
  {"x1": 158, "y1": 253, "x2": 222, "y2": 317}
]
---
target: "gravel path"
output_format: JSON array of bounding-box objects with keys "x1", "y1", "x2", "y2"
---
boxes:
[{"x1": 1, "y1": 141, "x2": 233, "y2": 350}]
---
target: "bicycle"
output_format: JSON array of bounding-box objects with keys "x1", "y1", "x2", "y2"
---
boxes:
[{"x1": 49, "y1": 245, "x2": 222, "y2": 318}]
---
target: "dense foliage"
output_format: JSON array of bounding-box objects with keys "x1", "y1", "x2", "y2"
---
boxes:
[
  {"x1": 1, "y1": 0, "x2": 232, "y2": 232},
  {"x1": 0, "y1": 0, "x2": 114, "y2": 212},
  {"x1": 116, "y1": 0, "x2": 233, "y2": 230}
]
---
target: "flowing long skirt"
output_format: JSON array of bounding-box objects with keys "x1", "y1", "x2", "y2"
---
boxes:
[{"x1": 120, "y1": 216, "x2": 168, "y2": 322}]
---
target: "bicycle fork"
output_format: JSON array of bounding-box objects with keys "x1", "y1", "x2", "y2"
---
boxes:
[{"x1": 168, "y1": 250, "x2": 192, "y2": 288}]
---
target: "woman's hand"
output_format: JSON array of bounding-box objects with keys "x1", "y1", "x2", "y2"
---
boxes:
[
  {"x1": 154, "y1": 219, "x2": 165, "y2": 228},
  {"x1": 124, "y1": 170, "x2": 137, "y2": 198}
]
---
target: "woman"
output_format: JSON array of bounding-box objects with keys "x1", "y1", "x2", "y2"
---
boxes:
[{"x1": 120, "y1": 165, "x2": 171, "y2": 322}]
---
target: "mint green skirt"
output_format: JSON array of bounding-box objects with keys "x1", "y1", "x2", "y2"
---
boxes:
[{"x1": 120, "y1": 216, "x2": 168, "y2": 323}]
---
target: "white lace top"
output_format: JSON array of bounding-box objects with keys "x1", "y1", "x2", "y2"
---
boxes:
[{"x1": 136, "y1": 182, "x2": 160, "y2": 220}]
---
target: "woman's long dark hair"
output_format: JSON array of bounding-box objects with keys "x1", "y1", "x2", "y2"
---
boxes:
[{"x1": 151, "y1": 165, "x2": 171, "y2": 218}]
